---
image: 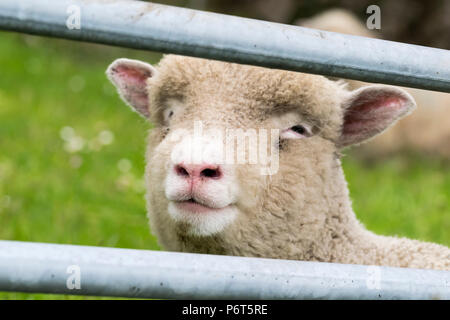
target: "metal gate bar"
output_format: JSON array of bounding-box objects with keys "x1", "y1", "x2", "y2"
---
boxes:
[
  {"x1": 0, "y1": 0, "x2": 449, "y2": 92},
  {"x1": 0, "y1": 240, "x2": 449, "y2": 299}
]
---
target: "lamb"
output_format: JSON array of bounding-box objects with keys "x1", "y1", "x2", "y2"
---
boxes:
[
  {"x1": 106, "y1": 54, "x2": 450, "y2": 270},
  {"x1": 298, "y1": 9, "x2": 450, "y2": 159}
]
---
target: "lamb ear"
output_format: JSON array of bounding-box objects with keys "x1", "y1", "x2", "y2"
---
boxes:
[
  {"x1": 337, "y1": 85, "x2": 416, "y2": 148},
  {"x1": 106, "y1": 58, "x2": 157, "y2": 118}
]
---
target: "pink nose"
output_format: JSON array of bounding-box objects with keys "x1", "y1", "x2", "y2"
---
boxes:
[{"x1": 175, "y1": 163, "x2": 222, "y2": 180}]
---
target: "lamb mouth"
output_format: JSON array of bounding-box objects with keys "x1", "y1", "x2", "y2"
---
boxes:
[{"x1": 174, "y1": 198, "x2": 230, "y2": 214}]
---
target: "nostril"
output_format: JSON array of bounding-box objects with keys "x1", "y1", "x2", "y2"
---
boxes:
[
  {"x1": 175, "y1": 164, "x2": 222, "y2": 179},
  {"x1": 175, "y1": 165, "x2": 189, "y2": 177},
  {"x1": 201, "y1": 167, "x2": 221, "y2": 179}
]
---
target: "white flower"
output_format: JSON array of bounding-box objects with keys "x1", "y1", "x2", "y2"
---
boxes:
[
  {"x1": 98, "y1": 130, "x2": 115, "y2": 145},
  {"x1": 60, "y1": 126, "x2": 75, "y2": 141},
  {"x1": 117, "y1": 159, "x2": 132, "y2": 173},
  {"x1": 64, "y1": 136, "x2": 85, "y2": 153}
]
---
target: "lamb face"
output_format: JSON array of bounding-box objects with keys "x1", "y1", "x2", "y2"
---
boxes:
[{"x1": 107, "y1": 55, "x2": 416, "y2": 257}]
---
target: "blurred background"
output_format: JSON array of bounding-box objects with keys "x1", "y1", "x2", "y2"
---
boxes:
[{"x1": 0, "y1": 0, "x2": 449, "y2": 299}]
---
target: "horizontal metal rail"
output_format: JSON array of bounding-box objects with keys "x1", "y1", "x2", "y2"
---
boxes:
[
  {"x1": 0, "y1": 240, "x2": 449, "y2": 299},
  {"x1": 0, "y1": 0, "x2": 449, "y2": 92}
]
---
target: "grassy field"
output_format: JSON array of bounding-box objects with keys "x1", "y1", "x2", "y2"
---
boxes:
[{"x1": 0, "y1": 32, "x2": 448, "y2": 299}]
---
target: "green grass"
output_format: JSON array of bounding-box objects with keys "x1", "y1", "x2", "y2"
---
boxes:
[
  {"x1": 343, "y1": 155, "x2": 450, "y2": 245},
  {"x1": 0, "y1": 32, "x2": 448, "y2": 299}
]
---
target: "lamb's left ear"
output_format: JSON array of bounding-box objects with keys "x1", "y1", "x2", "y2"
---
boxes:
[
  {"x1": 337, "y1": 85, "x2": 416, "y2": 148},
  {"x1": 106, "y1": 58, "x2": 157, "y2": 119}
]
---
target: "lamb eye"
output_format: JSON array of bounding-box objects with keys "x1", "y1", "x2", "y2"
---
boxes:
[
  {"x1": 291, "y1": 125, "x2": 306, "y2": 135},
  {"x1": 163, "y1": 108, "x2": 175, "y2": 123},
  {"x1": 163, "y1": 98, "x2": 184, "y2": 124},
  {"x1": 280, "y1": 124, "x2": 312, "y2": 140}
]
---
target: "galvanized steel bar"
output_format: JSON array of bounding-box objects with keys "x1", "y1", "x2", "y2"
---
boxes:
[
  {"x1": 0, "y1": 240, "x2": 449, "y2": 299},
  {"x1": 0, "y1": 0, "x2": 449, "y2": 92}
]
